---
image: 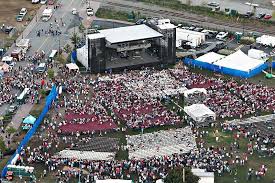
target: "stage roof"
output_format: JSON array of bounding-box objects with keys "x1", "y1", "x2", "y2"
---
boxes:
[{"x1": 99, "y1": 24, "x2": 163, "y2": 44}]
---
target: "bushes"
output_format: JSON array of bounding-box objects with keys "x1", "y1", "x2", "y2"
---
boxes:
[
  {"x1": 240, "y1": 37, "x2": 255, "y2": 45},
  {"x1": 47, "y1": 69, "x2": 55, "y2": 79}
]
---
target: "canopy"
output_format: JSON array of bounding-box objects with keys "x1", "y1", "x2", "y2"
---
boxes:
[
  {"x1": 2, "y1": 56, "x2": 13, "y2": 62},
  {"x1": 23, "y1": 115, "x2": 36, "y2": 125},
  {"x1": 0, "y1": 63, "x2": 10, "y2": 72},
  {"x1": 184, "y1": 88, "x2": 207, "y2": 98},
  {"x1": 196, "y1": 52, "x2": 225, "y2": 64},
  {"x1": 66, "y1": 63, "x2": 79, "y2": 71},
  {"x1": 184, "y1": 104, "x2": 216, "y2": 123},
  {"x1": 214, "y1": 50, "x2": 265, "y2": 72}
]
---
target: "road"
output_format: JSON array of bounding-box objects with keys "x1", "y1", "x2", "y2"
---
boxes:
[
  {"x1": 0, "y1": 0, "x2": 101, "y2": 145},
  {"x1": 96, "y1": 0, "x2": 275, "y2": 35},
  {"x1": 6, "y1": 0, "x2": 100, "y2": 58},
  {"x1": 180, "y1": 0, "x2": 274, "y2": 15}
]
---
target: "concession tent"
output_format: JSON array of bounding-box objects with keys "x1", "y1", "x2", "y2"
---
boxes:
[
  {"x1": 23, "y1": 115, "x2": 36, "y2": 125},
  {"x1": 256, "y1": 35, "x2": 275, "y2": 47},
  {"x1": 184, "y1": 104, "x2": 216, "y2": 123},
  {"x1": 192, "y1": 169, "x2": 214, "y2": 183},
  {"x1": 248, "y1": 49, "x2": 268, "y2": 60},
  {"x1": 184, "y1": 50, "x2": 268, "y2": 78},
  {"x1": 0, "y1": 62, "x2": 10, "y2": 72},
  {"x1": 66, "y1": 63, "x2": 79, "y2": 71},
  {"x1": 184, "y1": 88, "x2": 207, "y2": 98}
]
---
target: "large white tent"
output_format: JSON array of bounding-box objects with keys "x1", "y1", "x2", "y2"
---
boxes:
[
  {"x1": 196, "y1": 52, "x2": 225, "y2": 64},
  {"x1": 256, "y1": 35, "x2": 275, "y2": 47},
  {"x1": 184, "y1": 104, "x2": 216, "y2": 123},
  {"x1": 214, "y1": 50, "x2": 265, "y2": 72}
]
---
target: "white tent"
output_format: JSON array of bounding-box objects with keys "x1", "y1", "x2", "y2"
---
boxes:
[
  {"x1": 192, "y1": 169, "x2": 215, "y2": 183},
  {"x1": 76, "y1": 46, "x2": 88, "y2": 68},
  {"x1": 256, "y1": 35, "x2": 275, "y2": 47},
  {"x1": 214, "y1": 50, "x2": 265, "y2": 72},
  {"x1": 196, "y1": 52, "x2": 225, "y2": 64},
  {"x1": 184, "y1": 104, "x2": 216, "y2": 122},
  {"x1": 66, "y1": 63, "x2": 79, "y2": 71},
  {"x1": 248, "y1": 49, "x2": 268, "y2": 60},
  {"x1": 184, "y1": 88, "x2": 207, "y2": 98}
]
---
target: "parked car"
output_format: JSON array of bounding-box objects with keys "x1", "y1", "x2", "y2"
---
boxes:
[
  {"x1": 194, "y1": 27, "x2": 204, "y2": 32},
  {"x1": 207, "y1": 2, "x2": 219, "y2": 7},
  {"x1": 40, "y1": 0, "x2": 47, "y2": 4},
  {"x1": 36, "y1": 63, "x2": 47, "y2": 73},
  {"x1": 244, "y1": 11, "x2": 254, "y2": 18},
  {"x1": 4, "y1": 26, "x2": 13, "y2": 34},
  {"x1": 72, "y1": 8, "x2": 77, "y2": 15},
  {"x1": 135, "y1": 19, "x2": 145, "y2": 25},
  {"x1": 264, "y1": 14, "x2": 272, "y2": 20},
  {"x1": 32, "y1": 0, "x2": 40, "y2": 4},
  {"x1": 202, "y1": 30, "x2": 218, "y2": 39},
  {"x1": 16, "y1": 14, "x2": 24, "y2": 22},
  {"x1": 216, "y1": 32, "x2": 228, "y2": 40},
  {"x1": 188, "y1": 26, "x2": 196, "y2": 31},
  {"x1": 86, "y1": 7, "x2": 94, "y2": 16},
  {"x1": 19, "y1": 8, "x2": 27, "y2": 16},
  {"x1": 8, "y1": 105, "x2": 18, "y2": 113},
  {"x1": 256, "y1": 13, "x2": 265, "y2": 19}
]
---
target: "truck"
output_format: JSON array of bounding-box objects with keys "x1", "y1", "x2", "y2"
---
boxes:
[
  {"x1": 41, "y1": 8, "x2": 53, "y2": 21},
  {"x1": 16, "y1": 39, "x2": 31, "y2": 53}
]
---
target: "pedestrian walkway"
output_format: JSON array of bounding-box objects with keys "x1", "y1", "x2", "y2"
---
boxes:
[{"x1": 0, "y1": 103, "x2": 34, "y2": 146}]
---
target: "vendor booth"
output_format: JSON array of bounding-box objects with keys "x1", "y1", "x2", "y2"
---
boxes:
[{"x1": 184, "y1": 104, "x2": 216, "y2": 125}]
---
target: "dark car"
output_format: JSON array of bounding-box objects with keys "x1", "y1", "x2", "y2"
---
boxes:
[
  {"x1": 256, "y1": 13, "x2": 265, "y2": 19},
  {"x1": 244, "y1": 11, "x2": 254, "y2": 18},
  {"x1": 4, "y1": 26, "x2": 13, "y2": 34}
]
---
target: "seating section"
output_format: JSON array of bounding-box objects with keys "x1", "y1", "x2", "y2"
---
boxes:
[
  {"x1": 55, "y1": 150, "x2": 115, "y2": 161},
  {"x1": 71, "y1": 137, "x2": 119, "y2": 152},
  {"x1": 126, "y1": 127, "x2": 196, "y2": 159}
]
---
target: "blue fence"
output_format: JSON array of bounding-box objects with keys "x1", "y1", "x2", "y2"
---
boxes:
[
  {"x1": 184, "y1": 58, "x2": 268, "y2": 78},
  {"x1": 1, "y1": 86, "x2": 58, "y2": 178}
]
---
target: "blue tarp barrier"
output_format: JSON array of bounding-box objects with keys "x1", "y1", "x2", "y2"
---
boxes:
[
  {"x1": 1, "y1": 85, "x2": 58, "y2": 178},
  {"x1": 184, "y1": 58, "x2": 268, "y2": 78},
  {"x1": 71, "y1": 50, "x2": 77, "y2": 63}
]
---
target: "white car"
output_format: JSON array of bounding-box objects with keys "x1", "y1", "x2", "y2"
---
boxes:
[
  {"x1": 72, "y1": 8, "x2": 77, "y2": 15},
  {"x1": 86, "y1": 7, "x2": 94, "y2": 16},
  {"x1": 216, "y1": 32, "x2": 228, "y2": 40},
  {"x1": 32, "y1": 0, "x2": 40, "y2": 4},
  {"x1": 40, "y1": 0, "x2": 47, "y2": 4}
]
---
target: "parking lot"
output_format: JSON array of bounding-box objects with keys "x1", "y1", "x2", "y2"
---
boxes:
[{"x1": 0, "y1": 0, "x2": 40, "y2": 46}]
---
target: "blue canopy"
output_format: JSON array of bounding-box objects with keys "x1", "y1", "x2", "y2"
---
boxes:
[{"x1": 23, "y1": 115, "x2": 36, "y2": 125}]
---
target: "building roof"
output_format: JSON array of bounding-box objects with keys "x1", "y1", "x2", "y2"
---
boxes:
[
  {"x1": 87, "y1": 33, "x2": 105, "y2": 40},
  {"x1": 157, "y1": 23, "x2": 177, "y2": 30},
  {"x1": 98, "y1": 24, "x2": 163, "y2": 44}
]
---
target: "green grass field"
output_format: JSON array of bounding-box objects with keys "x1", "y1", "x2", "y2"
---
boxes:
[{"x1": 199, "y1": 128, "x2": 275, "y2": 183}]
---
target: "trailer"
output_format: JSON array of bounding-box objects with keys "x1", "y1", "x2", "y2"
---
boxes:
[
  {"x1": 41, "y1": 8, "x2": 53, "y2": 22},
  {"x1": 16, "y1": 39, "x2": 31, "y2": 52}
]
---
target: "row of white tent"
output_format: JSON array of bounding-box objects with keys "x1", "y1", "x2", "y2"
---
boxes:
[{"x1": 256, "y1": 35, "x2": 275, "y2": 47}]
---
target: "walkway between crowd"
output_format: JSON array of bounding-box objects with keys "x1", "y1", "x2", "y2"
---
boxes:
[{"x1": 0, "y1": 103, "x2": 34, "y2": 146}]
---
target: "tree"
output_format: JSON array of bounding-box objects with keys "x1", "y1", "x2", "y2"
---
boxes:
[
  {"x1": 64, "y1": 44, "x2": 72, "y2": 54},
  {"x1": 71, "y1": 33, "x2": 81, "y2": 50},
  {"x1": 164, "y1": 168, "x2": 200, "y2": 183},
  {"x1": 47, "y1": 69, "x2": 55, "y2": 79}
]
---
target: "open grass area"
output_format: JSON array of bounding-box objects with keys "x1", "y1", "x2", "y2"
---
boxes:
[
  {"x1": 95, "y1": 8, "x2": 135, "y2": 23},
  {"x1": 199, "y1": 127, "x2": 275, "y2": 183}
]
